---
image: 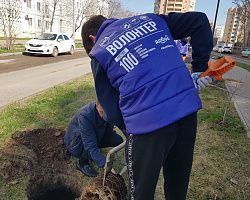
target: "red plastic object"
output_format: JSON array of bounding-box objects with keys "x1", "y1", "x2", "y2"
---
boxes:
[{"x1": 201, "y1": 56, "x2": 236, "y2": 80}]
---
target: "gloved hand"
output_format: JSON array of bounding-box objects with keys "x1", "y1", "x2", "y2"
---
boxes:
[
  {"x1": 89, "y1": 149, "x2": 106, "y2": 168},
  {"x1": 191, "y1": 72, "x2": 214, "y2": 90}
]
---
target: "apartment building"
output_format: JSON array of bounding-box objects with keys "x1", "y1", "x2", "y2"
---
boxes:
[
  {"x1": 215, "y1": 25, "x2": 224, "y2": 41},
  {"x1": 158, "y1": 0, "x2": 196, "y2": 14},
  {"x1": 222, "y1": 6, "x2": 250, "y2": 47},
  {"x1": 0, "y1": 0, "x2": 109, "y2": 39},
  {"x1": 222, "y1": 7, "x2": 241, "y2": 44},
  {"x1": 0, "y1": 0, "x2": 72, "y2": 38}
]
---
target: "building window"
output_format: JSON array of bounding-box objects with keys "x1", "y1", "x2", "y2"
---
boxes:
[
  {"x1": 37, "y1": 2, "x2": 41, "y2": 11},
  {"x1": 38, "y1": 19, "x2": 41, "y2": 28},
  {"x1": 27, "y1": 0, "x2": 32, "y2": 8},
  {"x1": 60, "y1": 6, "x2": 63, "y2": 15},
  {"x1": 46, "y1": 21, "x2": 50, "y2": 30},
  {"x1": 28, "y1": 18, "x2": 32, "y2": 26},
  {"x1": 45, "y1": 4, "x2": 49, "y2": 14},
  {"x1": 168, "y1": 3, "x2": 174, "y2": 7}
]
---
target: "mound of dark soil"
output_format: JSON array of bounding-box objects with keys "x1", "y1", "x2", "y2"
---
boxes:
[
  {"x1": 0, "y1": 141, "x2": 37, "y2": 179},
  {"x1": 0, "y1": 128, "x2": 69, "y2": 179},
  {"x1": 13, "y1": 128, "x2": 70, "y2": 167},
  {"x1": 0, "y1": 128, "x2": 83, "y2": 199},
  {"x1": 0, "y1": 128, "x2": 127, "y2": 200}
]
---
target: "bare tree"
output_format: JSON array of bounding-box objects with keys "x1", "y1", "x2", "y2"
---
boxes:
[
  {"x1": 38, "y1": 0, "x2": 61, "y2": 33},
  {"x1": 61, "y1": 0, "x2": 137, "y2": 37},
  {"x1": 65, "y1": 0, "x2": 135, "y2": 37},
  {"x1": 0, "y1": 0, "x2": 21, "y2": 50},
  {"x1": 232, "y1": 0, "x2": 250, "y2": 48},
  {"x1": 107, "y1": 0, "x2": 136, "y2": 18},
  {"x1": 49, "y1": 0, "x2": 61, "y2": 32}
]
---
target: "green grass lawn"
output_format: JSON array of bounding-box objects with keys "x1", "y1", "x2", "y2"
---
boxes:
[
  {"x1": 75, "y1": 43, "x2": 83, "y2": 48},
  {"x1": 0, "y1": 74, "x2": 249, "y2": 200},
  {"x1": 237, "y1": 62, "x2": 250, "y2": 72},
  {"x1": 0, "y1": 37, "x2": 32, "y2": 40},
  {"x1": 0, "y1": 44, "x2": 24, "y2": 54}
]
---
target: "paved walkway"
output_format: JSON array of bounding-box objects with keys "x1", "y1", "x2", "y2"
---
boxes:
[
  {"x1": 0, "y1": 57, "x2": 91, "y2": 109},
  {"x1": 223, "y1": 66, "x2": 250, "y2": 138}
]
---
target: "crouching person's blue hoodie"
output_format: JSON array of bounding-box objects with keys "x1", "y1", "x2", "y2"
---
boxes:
[{"x1": 64, "y1": 102, "x2": 123, "y2": 168}]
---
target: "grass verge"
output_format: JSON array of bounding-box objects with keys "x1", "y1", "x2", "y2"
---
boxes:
[
  {"x1": 0, "y1": 44, "x2": 24, "y2": 54},
  {"x1": 0, "y1": 75, "x2": 249, "y2": 200},
  {"x1": 237, "y1": 62, "x2": 250, "y2": 72},
  {"x1": 156, "y1": 81, "x2": 250, "y2": 200},
  {"x1": 0, "y1": 37, "x2": 32, "y2": 40},
  {"x1": 75, "y1": 43, "x2": 83, "y2": 48}
]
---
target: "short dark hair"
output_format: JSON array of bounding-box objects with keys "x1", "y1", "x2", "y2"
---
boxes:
[{"x1": 81, "y1": 15, "x2": 107, "y2": 55}]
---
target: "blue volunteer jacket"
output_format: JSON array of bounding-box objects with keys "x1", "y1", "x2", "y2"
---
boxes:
[{"x1": 90, "y1": 12, "x2": 213, "y2": 134}]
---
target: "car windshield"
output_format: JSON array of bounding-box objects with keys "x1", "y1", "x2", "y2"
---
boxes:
[{"x1": 36, "y1": 33, "x2": 57, "y2": 40}]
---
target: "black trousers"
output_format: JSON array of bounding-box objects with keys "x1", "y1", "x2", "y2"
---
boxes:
[{"x1": 125, "y1": 113, "x2": 197, "y2": 200}]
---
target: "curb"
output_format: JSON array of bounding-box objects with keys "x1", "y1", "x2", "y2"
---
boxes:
[
  {"x1": 225, "y1": 81, "x2": 250, "y2": 138},
  {"x1": 0, "y1": 52, "x2": 23, "y2": 57},
  {"x1": 0, "y1": 48, "x2": 84, "y2": 57}
]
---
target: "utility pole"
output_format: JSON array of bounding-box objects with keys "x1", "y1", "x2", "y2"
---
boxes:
[
  {"x1": 212, "y1": 0, "x2": 221, "y2": 37},
  {"x1": 72, "y1": 0, "x2": 75, "y2": 39}
]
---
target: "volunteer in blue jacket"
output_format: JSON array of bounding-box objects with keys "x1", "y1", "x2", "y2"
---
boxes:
[
  {"x1": 176, "y1": 38, "x2": 188, "y2": 60},
  {"x1": 64, "y1": 102, "x2": 123, "y2": 177},
  {"x1": 81, "y1": 12, "x2": 213, "y2": 200}
]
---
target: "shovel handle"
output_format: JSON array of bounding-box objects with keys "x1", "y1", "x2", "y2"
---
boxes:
[{"x1": 102, "y1": 141, "x2": 126, "y2": 186}]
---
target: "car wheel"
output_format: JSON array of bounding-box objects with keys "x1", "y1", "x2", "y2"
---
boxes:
[
  {"x1": 22, "y1": 52, "x2": 30, "y2": 56},
  {"x1": 69, "y1": 46, "x2": 74, "y2": 55},
  {"x1": 52, "y1": 47, "x2": 58, "y2": 57}
]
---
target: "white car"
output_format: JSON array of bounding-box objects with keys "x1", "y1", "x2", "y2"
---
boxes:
[
  {"x1": 241, "y1": 48, "x2": 250, "y2": 57},
  {"x1": 213, "y1": 45, "x2": 222, "y2": 52},
  {"x1": 221, "y1": 46, "x2": 232, "y2": 54},
  {"x1": 24, "y1": 33, "x2": 75, "y2": 57}
]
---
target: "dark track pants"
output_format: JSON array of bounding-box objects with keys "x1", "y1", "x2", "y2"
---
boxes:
[{"x1": 125, "y1": 113, "x2": 197, "y2": 200}]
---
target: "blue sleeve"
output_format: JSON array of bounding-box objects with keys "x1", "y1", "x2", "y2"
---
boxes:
[
  {"x1": 79, "y1": 115, "x2": 105, "y2": 168},
  {"x1": 91, "y1": 58, "x2": 126, "y2": 131},
  {"x1": 159, "y1": 12, "x2": 213, "y2": 72}
]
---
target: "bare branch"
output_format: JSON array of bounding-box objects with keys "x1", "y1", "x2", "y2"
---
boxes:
[{"x1": 0, "y1": 0, "x2": 22, "y2": 49}]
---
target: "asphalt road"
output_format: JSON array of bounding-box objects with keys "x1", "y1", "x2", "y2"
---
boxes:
[
  {"x1": 0, "y1": 50, "x2": 249, "y2": 110},
  {"x1": 211, "y1": 51, "x2": 250, "y2": 65},
  {"x1": 0, "y1": 52, "x2": 91, "y2": 109},
  {"x1": 0, "y1": 50, "x2": 87, "y2": 73}
]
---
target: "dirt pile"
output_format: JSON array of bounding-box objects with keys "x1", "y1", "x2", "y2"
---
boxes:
[
  {"x1": 0, "y1": 128, "x2": 127, "y2": 200},
  {"x1": 0, "y1": 128, "x2": 69, "y2": 179},
  {"x1": 0, "y1": 128, "x2": 83, "y2": 199}
]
